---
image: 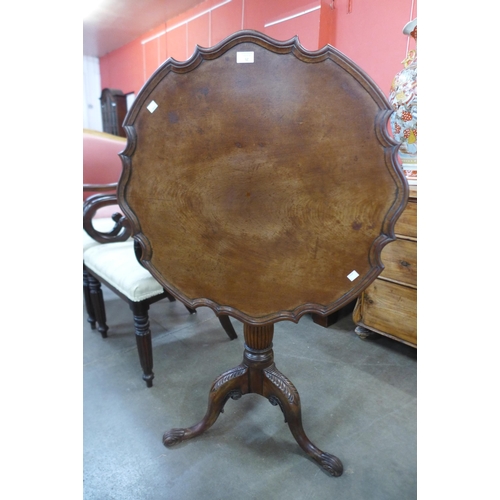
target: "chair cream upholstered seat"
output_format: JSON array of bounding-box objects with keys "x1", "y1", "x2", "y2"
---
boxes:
[
  {"x1": 83, "y1": 235, "x2": 238, "y2": 387},
  {"x1": 84, "y1": 241, "x2": 164, "y2": 302}
]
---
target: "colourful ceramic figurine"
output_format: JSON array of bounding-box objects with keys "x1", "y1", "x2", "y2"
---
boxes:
[{"x1": 389, "y1": 18, "x2": 417, "y2": 184}]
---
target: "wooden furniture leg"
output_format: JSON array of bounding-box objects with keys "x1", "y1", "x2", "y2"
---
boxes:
[
  {"x1": 218, "y1": 314, "x2": 238, "y2": 340},
  {"x1": 87, "y1": 272, "x2": 109, "y2": 338},
  {"x1": 83, "y1": 267, "x2": 96, "y2": 330},
  {"x1": 354, "y1": 325, "x2": 379, "y2": 340},
  {"x1": 165, "y1": 296, "x2": 237, "y2": 341},
  {"x1": 160, "y1": 289, "x2": 237, "y2": 343},
  {"x1": 131, "y1": 302, "x2": 154, "y2": 387},
  {"x1": 163, "y1": 323, "x2": 343, "y2": 476},
  {"x1": 163, "y1": 290, "x2": 177, "y2": 303}
]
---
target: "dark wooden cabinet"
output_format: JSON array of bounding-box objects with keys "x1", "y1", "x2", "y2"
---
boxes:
[{"x1": 100, "y1": 88, "x2": 127, "y2": 137}]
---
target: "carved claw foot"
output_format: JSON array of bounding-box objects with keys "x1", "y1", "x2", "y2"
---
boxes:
[
  {"x1": 163, "y1": 428, "x2": 187, "y2": 447},
  {"x1": 317, "y1": 452, "x2": 344, "y2": 477}
]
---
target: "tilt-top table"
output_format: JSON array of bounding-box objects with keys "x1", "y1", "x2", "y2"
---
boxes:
[{"x1": 118, "y1": 30, "x2": 408, "y2": 477}]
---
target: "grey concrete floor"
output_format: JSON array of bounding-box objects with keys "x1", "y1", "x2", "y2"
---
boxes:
[{"x1": 83, "y1": 287, "x2": 417, "y2": 500}]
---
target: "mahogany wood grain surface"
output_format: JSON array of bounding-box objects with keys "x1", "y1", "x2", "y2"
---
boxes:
[{"x1": 118, "y1": 31, "x2": 407, "y2": 325}]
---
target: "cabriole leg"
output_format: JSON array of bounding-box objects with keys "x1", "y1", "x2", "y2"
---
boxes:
[{"x1": 263, "y1": 364, "x2": 343, "y2": 476}]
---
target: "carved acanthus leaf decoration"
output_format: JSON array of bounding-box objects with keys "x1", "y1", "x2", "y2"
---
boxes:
[
  {"x1": 211, "y1": 365, "x2": 248, "y2": 392},
  {"x1": 264, "y1": 367, "x2": 299, "y2": 405}
]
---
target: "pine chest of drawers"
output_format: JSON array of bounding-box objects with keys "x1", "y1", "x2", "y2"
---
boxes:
[{"x1": 352, "y1": 185, "x2": 417, "y2": 347}]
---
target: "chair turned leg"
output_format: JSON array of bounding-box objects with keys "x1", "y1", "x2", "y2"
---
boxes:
[
  {"x1": 132, "y1": 302, "x2": 154, "y2": 388},
  {"x1": 218, "y1": 315, "x2": 238, "y2": 340},
  {"x1": 164, "y1": 290, "x2": 176, "y2": 302},
  {"x1": 162, "y1": 288, "x2": 194, "y2": 312},
  {"x1": 87, "y1": 272, "x2": 109, "y2": 338},
  {"x1": 83, "y1": 267, "x2": 96, "y2": 330}
]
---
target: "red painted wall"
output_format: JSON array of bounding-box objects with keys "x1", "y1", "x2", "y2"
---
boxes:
[
  {"x1": 329, "y1": 0, "x2": 417, "y2": 95},
  {"x1": 100, "y1": 0, "x2": 416, "y2": 98}
]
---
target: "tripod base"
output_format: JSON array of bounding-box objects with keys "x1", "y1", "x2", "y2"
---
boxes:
[{"x1": 163, "y1": 323, "x2": 343, "y2": 477}]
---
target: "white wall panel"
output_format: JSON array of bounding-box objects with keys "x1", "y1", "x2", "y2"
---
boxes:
[{"x1": 83, "y1": 56, "x2": 102, "y2": 131}]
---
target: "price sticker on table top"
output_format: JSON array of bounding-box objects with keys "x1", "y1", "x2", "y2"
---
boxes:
[
  {"x1": 237, "y1": 52, "x2": 254, "y2": 63},
  {"x1": 147, "y1": 100, "x2": 158, "y2": 113},
  {"x1": 347, "y1": 270, "x2": 359, "y2": 281}
]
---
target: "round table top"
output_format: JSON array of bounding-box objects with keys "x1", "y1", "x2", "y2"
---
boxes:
[{"x1": 119, "y1": 31, "x2": 408, "y2": 325}]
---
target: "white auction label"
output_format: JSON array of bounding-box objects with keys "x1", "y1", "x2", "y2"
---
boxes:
[
  {"x1": 347, "y1": 270, "x2": 359, "y2": 281},
  {"x1": 236, "y1": 51, "x2": 254, "y2": 63},
  {"x1": 147, "y1": 100, "x2": 158, "y2": 113}
]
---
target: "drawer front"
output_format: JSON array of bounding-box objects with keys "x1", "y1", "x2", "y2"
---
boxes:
[
  {"x1": 380, "y1": 239, "x2": 417, "y2": 286},
  {"x1": 353, "y1": 280, "x2": 417, "y2": 345},
  {"x1": 395, "y1": 199, "x2": 417, "y2": 239}
]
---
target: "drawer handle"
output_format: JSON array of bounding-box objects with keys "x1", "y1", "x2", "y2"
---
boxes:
[{"x1": 400, "y1": 260, "x2": 410, "y2": 267}]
